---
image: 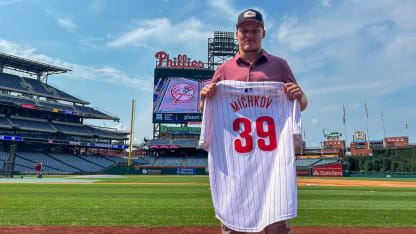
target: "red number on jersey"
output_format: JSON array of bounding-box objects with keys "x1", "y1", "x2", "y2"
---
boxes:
[
  {"x1": 256, "y1": 116, "x2": 277, "y2": 151},
  {"x1": 233, "y1": 117, "x2": 253, "y2": 153},
  {"x1": 233, "y1": 116, "x2": 277, "y2": 153}
]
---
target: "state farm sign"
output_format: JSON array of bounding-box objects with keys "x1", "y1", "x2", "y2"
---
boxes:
[
  {"x1": 155, "y1": 51, "x2": 204, "y2": 69},
  {"x1": 312, "y1": 163, "x2": 343, "y2": 177}
]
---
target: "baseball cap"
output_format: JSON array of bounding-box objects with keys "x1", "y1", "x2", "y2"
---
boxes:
[{"x1": 236, "y1": 9, "x2": 264, "y2": 28}]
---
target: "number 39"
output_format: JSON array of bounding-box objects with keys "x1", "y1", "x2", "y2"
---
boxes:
[{"x1": 233, "y1": 116, "x2": 277, "y2": 153}]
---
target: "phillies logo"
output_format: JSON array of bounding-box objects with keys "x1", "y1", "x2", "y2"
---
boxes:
[
  {"x1": 155, "y1": 51, "x2": 204, "y2": 69},
  {"x1": 171, "y1": 83, "x2": 194, "y2": 104}
]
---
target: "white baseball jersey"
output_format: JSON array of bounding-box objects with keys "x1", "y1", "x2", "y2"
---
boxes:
[{"x1": 199, "y1": 80, "x2": 301, "y2": 232}]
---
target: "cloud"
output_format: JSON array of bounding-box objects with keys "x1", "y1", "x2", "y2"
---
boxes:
[
  {"x1": 79, "y1": 36, "x2": 105, "y2": 49},
  {"x1": 0, "y1": 0, "x2": 23, "y2": 5},
  {"x1": 207, "y1": 0, "x2": 237, "y2": 22},
  {"x1": 108, "y1": 17, "x2": 211, "y2": 49},
  {"x1": 270, "y1": 1, "x2": 416, "y2": 98},
  {"x1": 57, "y1": 17, "x2": 77, "y2": 32},
  {"x1": 0, "y1": 39, "x2": 152, "y2": 91},
  {"x1": 320, "y1": 0, "x2": 332, "y2": 7}
]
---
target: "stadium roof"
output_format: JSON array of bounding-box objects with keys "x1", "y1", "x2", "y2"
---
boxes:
[{"x1": 0, "y1": 52, "x2": 71, "y2": 75}]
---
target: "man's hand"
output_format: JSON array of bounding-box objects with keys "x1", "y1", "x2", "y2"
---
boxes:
[
  {"x1": 199, "y1": 83, "x2": 217, "y2": 111},
  {"x1": 285, "y1": 83, "x2": 303, "y2": 101},
  {"x1": 285, "y1": 83, "x2": 308, "y2": 111}
]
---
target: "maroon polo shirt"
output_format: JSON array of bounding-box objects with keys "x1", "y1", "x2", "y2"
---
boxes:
[{"x1": 212, "y1": 50, "x2": 297, "y2": 84}]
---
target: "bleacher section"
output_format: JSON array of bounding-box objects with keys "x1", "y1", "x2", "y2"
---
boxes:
[
  {"x1": 74, "y1": 106, "x2": 111, "y2": 118},
  {"x1": 295, "y1": 159, "x2": 321, "y2": 168},
  {"x1": 139, "y1": 156, "x2": 156, "y2": 166},
  {"x1": 0, "y1": 72, "x2": 83, "y2": 102},
  {"x1": 47, "y1": 153, "x2": 103, "y2": 173},
  {"x1": 78, "y1": 155, "x2": 114, "y2": 168},
  {"x1": 37, "y1": 101, "x2": 75, "y2": 112},
  {"x1": 185, "y1": 157, "x2": 208, "y2": 167},
  {"x1": 10, "y1": 116, "x2": 57, "y2": 133},
  {"x1": 0, "y1": 151, "x2": 8, "y2": 171},
  {"x1": 0, "y1": 73, "x2": 27, "y2": 91},
  {"x1": 85, "y1": 126, "x2": 126, "y2": 139},
  {"x1": 53, "y1": 122, "x2": 93, "y2": 136},
  {"x1": 149, "y1": 138, "x2": 198, "y2": 148},
  {"x1": 312, "y1": 159, "x2": 339, "y2": 166},
  {"x1": 149, "y1": 138, "x2": 171, "y2": 146},
  {"x1": 0, "y1": 115, "x2": 12, "y2": 129},
  {"x1": 0, "y1": 72, "x2": 117, "y2": 119},
  {"x1": 171, "y1": 138, "x2": 198, "y2": 148},
  {"x1": 17, "y1": 152, "x2": 78, "y2": 173},
  {"x1": 0, "y1": 93, "x2": 37, "y2": 106},
  {"x1": 295, "y1": 158, "x2": 341, "y2": 169},
  {"x1": 154, "y1": 157, "x2": 183, "y2": 166}
]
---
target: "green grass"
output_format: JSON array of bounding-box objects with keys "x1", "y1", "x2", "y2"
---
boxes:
[
  {"x1": 297, "y1": 176, "x2": 416, "y2": 182},
  {"x1": 0, "y1": 175, "x2": 415, "y2": 227}
]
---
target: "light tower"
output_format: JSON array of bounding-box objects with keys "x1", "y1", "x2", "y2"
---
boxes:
[{"x1": 207, "y1": 31, "x2": 239, "y2": 70}]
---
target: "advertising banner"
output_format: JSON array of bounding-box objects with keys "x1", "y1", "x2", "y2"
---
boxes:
[
  {"x1": 312, "y1": 163, "x2": 343, "y2": 177},
  {"x1": 176, "y1": 168, "x2": 196, "y2": 175}
]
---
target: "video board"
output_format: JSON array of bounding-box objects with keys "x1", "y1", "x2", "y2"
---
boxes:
[{"x1": 152, "y1": 67, "x2": 214, "y2": 123}]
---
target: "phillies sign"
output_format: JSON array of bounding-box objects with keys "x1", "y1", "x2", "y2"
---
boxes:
[{"x1": 155, "y1": 51, "x2": 204, "y2": 69}]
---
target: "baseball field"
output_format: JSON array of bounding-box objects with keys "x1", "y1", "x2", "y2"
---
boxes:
[{"x1": 0, "y1": 175, "x2": 416, "y2": 233}]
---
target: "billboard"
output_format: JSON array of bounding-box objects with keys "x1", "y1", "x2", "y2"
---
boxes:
[
  {"x1": 312, "y1": 163, "x2": 344, "y2": 177},
  {"x1": 153, "y1": 55, "x2": 214, "y2": 123}
]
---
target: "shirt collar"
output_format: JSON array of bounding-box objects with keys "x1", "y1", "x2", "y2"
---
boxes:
[{"x1": 235, "y1": 49, "x2": 269, "y2": 65}]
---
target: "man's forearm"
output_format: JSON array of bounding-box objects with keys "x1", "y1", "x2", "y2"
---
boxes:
[
  {"x1": 299, "y1": 93, "x2": 308, "y2": 112},
  {"x1": 200, "y1": 99, "x2": 205, "y2": 112}
]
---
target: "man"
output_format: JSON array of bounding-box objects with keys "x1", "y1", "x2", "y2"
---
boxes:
[{"x1": 200, "y1": 9, "x2": 307, "y2": 234}]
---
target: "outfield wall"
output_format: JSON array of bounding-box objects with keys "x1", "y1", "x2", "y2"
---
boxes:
[{"x1": 101, "y1": 165, "x2": 207, "y2": 175}]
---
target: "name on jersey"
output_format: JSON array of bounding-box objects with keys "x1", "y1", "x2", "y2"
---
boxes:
[{"x1": 230, "y1": 95, "x2": 273, "y2": 112}]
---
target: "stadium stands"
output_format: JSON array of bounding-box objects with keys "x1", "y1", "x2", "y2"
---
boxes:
[
  {"x1": 0, "y1": 115, "x2": 13, "y2": 129},
  {"x1": 17, "y1": 152, "x2": 78, "y2": 173},
  {"x1": 171, "y1": 138, "x2": 198, "y2": 148},
  {"x1": 74, "y1": 105, "x2": 112, "y2": 118},
  {"x1": 0, "y1": 72, "x2": 26, "y2": 91},
  {"x1": 10, "y1": 116, "x2": 57, "y2": 133},
  {"x1": 296, "y1": 158, "x2": 321, "y2": 168},
  {"x1": 78, "y1": 155, "x2": 114, "y2": 168},
  {"x1": 37, "y1": 101, "x2": 75, "y2": 112},
  {"x1": 84, "y1": 126, "x2": 126, "y2": 139},
  {"x1": 53, "y1": 122, "x2": 93, "y2": 136},
  {"x1": 47, "y1": 153, "x2": 103, "y2": 173},
  {"x1": 0, "y1": 72, "x2": 83, "y2": 103},
  {"x1": 139, "y1": 156, "x2": 156, "y2": 166},
  {"x1": 0, "y1": 93, "x2": 37, "y2": 106},
  {"x1": 185, "y1": 157, "x2": 208, "y2": 167},
  {"x1": 154, "y1": 157, "x2": 183, "y2": 166},
  {"x1": 312, "y1": 159, "x2": 339, "y2": 166}
]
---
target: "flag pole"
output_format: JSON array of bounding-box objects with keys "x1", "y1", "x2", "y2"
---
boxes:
[
  {"x1": 343, "y1": 104, "x2": 347, "y2": 156},
  {"x1": 365, "y1": 103, "x2": 369, "y2": 149},
  {"x1": 382, "y1": 112, "x2": 385, "y2": 146},
  {"x1": 128, "y1": 99, "x2": 136, "y2": 167}
]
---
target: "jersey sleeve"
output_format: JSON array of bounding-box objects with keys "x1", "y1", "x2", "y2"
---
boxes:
[
  {"x1": 292, "y1": 99, "x2": 301, "y2": 134},
  {"x1": 198, "y1": 98, "x2": 211, "y2": 151}
]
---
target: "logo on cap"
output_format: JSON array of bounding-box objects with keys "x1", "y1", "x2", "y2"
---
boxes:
[{"x1": 244, "y1": 10, "x2": 256, "y2": 18}]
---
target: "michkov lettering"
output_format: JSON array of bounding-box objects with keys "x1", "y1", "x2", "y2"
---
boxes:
[
  {"x1": 230, "y1": 95, "x2": 273, "y2": 112},
  {"x1": 155, "y1": 51, "x2": 204, "y2": 69}
]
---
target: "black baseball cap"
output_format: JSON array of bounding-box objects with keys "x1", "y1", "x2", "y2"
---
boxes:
[{"x1": 236, "y1": 9, "x2": 264, "y2": 28}]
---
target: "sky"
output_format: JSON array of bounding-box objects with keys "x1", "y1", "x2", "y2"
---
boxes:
[{"x1": 0, "y1": 0, "x2": 415, "y2": 147}]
